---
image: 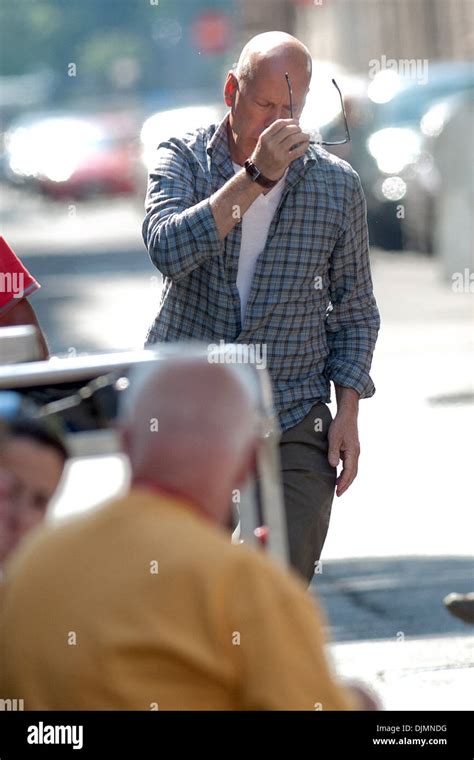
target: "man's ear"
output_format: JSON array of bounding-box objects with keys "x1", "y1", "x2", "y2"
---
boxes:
[{"x1": 224, "y1": 71, "x2": 238, "y2": 108}]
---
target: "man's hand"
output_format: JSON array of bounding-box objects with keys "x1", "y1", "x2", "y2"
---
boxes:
[
  {"x1": 210, "y1": 119, "x2": 310, "y2": 241},
  {"x1": 251, "y1": 119, "x2": 310, "y2": 181},
  {"x1": 328, "y1": 386, "x2": 360, "y2": 497}
]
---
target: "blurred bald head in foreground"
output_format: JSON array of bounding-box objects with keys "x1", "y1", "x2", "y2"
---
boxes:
[{"x1": 120, "y1": 358, "x2": 259, "y2": 525}]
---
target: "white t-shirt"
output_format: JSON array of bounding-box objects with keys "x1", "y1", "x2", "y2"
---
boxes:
[{"x1": 232, "y1": 162, "x2": 287, "y2": 323}]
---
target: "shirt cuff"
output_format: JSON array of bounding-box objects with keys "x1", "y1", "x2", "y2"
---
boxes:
[{"x1": 327, "y1": 359, "x2": 376, "y2": 399}]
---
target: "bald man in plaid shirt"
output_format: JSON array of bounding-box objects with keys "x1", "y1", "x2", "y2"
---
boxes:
[{"x1": 143, "y1": 32, "x2": 380, "y2": 583}]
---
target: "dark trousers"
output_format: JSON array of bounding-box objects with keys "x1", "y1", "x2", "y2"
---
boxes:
[{"x1": 279, "y1": 402, "x2": 336, "y2": 585}]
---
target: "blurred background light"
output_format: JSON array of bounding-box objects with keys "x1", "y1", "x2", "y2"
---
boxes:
[
  {"x1": 368, "y1": 69, "x2": 403, "y2": 104},
  {"x1": 6, "y1": 117, "x2": 104, "y2": 182},
  {"x1": 140, "y1": 104, "x2": 224, "y2": 170},
  {"x1": 420, "y1": 100, "x2": 452, "y2": 137},
  {"x1": 191, "y1": 11, "x2": 232, "y2": 55},
  {"x1": 367, "y1": 127, "x2": 422, "y2": 174},
  {"x1": 152, "y1": 18, "x2": 183, "y2": 49},
  {"x1": 381, "y1": 175, "x2": 407, "y2": 201}
]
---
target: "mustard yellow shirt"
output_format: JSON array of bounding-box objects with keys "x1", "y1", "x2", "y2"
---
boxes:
[{"x1": 0, "y1": 488, "x2": 354, "y2": 710}]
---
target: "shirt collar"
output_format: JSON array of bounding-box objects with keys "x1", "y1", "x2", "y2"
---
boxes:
[{"x1": 206, "y1": 113, "x2": 234, "y2": 179}]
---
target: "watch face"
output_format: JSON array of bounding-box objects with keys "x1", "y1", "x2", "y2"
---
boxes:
[{"x1": 245, "y1": 160, "x2": 260, "y2": 181}]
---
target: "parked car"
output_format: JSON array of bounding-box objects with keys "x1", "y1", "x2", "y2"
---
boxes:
[
  {"x1": 326, "y1": 61, "x2": 474, "y2": 251},
  {"x1": 4, "y1": 110, "x2": 142, "y2": 200}
]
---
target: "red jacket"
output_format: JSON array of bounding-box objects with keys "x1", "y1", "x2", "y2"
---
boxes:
[{"x1": 0, "y1": 237, "x2": 40, "y2": 316}]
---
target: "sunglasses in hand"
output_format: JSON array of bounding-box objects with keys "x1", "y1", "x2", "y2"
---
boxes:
[{"x1": 285, "y1": 72, "x2": 351, "y2": 146}]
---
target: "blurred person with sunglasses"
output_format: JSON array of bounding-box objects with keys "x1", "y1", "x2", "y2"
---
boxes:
[
  {"x1": 143, "y1": 32, "x2": 380, "y2": 584},
  {"x1": 0, "y1": 236, "x2": 49, "y2": 360}
]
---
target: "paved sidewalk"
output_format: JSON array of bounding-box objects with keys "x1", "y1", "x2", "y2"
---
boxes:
[
  {"x1": 323, "y1": 249, "x2": 474, "y2": 560},
  {"x1": 312, "y1": 556, "x2": 474, "y2": 711},
  {"x1": 329, "y1": 634, "x2": 474, "y2": 710},
  {"x1": 316, "y1": 250, "x2": 474, "y2": 710}
]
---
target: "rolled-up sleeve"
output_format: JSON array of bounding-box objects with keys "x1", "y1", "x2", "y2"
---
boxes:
[
  {"x1": 325, "y1": 174, "x2": 380, "y2": 398},
  {"x1": 142, "y1": 139, "x2": 222, "y2": 282}
]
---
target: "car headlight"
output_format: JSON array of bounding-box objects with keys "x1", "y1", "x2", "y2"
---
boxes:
[
  {"x1": 367, "y1": 127, "x2": 422, "y2": 174},
  {"x1": 7, "y1": 119, "x2": 102, "y2": 182},
  {"x1": 420, "y1": 101, "x2": 452, "y2": 138}
]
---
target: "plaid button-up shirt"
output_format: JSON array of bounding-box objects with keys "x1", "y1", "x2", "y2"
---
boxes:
[{"x1": 143, "y1": 115, "x2": 380, "y2": 431}]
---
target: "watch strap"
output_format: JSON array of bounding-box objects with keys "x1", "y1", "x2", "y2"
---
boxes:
[{"x1": 244, "y1": 159, "x2": 278, "y2": 189}]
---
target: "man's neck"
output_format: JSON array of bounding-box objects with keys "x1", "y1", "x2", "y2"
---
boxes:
[
  {"x1": 131, "y1": 477, "x2": 216, "y2": 521},
  {"x1": 226, "y1": 120, "x2": 248, "y2": 166}
]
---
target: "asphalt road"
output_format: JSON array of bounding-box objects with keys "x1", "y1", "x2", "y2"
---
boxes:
[{"x1": 21, "y1": 248, "x2": 158, "y2": 354}]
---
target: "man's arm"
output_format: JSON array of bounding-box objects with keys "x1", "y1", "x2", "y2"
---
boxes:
[
  {"x1": 210, "y1": 119, "x2": 309, "y2": 240},
  {"x1": 0, "y1": 299, "x2": 49, "y2": 360},
  {"x1": 142, "y1": 141, "x2": 223, "y2": 282},
  {"x1": 232, "y1": 553, "x2": 362, "y2": 710},
  {"x1": 209, "y1": 169, "x2": 263, "y2": 240},
  {"x1": 325, "y1": 173, "x2": 380, "y2": 496},
  {"x1": 328, "y1": 385, "x2": 360, "y2": 497},
  {"x1": 143, "y1": 120, "x2": 309, "y2": 279}
]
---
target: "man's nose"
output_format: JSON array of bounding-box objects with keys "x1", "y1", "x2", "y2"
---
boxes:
[{"x1": 264, "y1": 105, "x2": 286, "y2": 128}]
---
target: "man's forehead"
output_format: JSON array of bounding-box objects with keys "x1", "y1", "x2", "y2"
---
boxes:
[
  {"x1": 246, "y1": 67, "x2": 309, "y2": 94},
  {"x1": 243, "y1": 54, "x2": 310, "y2": 87},
  {"x1": 238, "y1": 31, "x2": 311, "y2": 67}
]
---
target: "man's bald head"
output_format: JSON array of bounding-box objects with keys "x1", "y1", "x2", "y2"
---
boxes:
[
  {"x1": 120, "y1": 358, "x2": 259, "y2": 524},
  {"x1": 224, "y1": 32, "x2": 312, "y2": 163},
  {"x1": 235, "y1": 32, "x2": 312, "y2": 87}
]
